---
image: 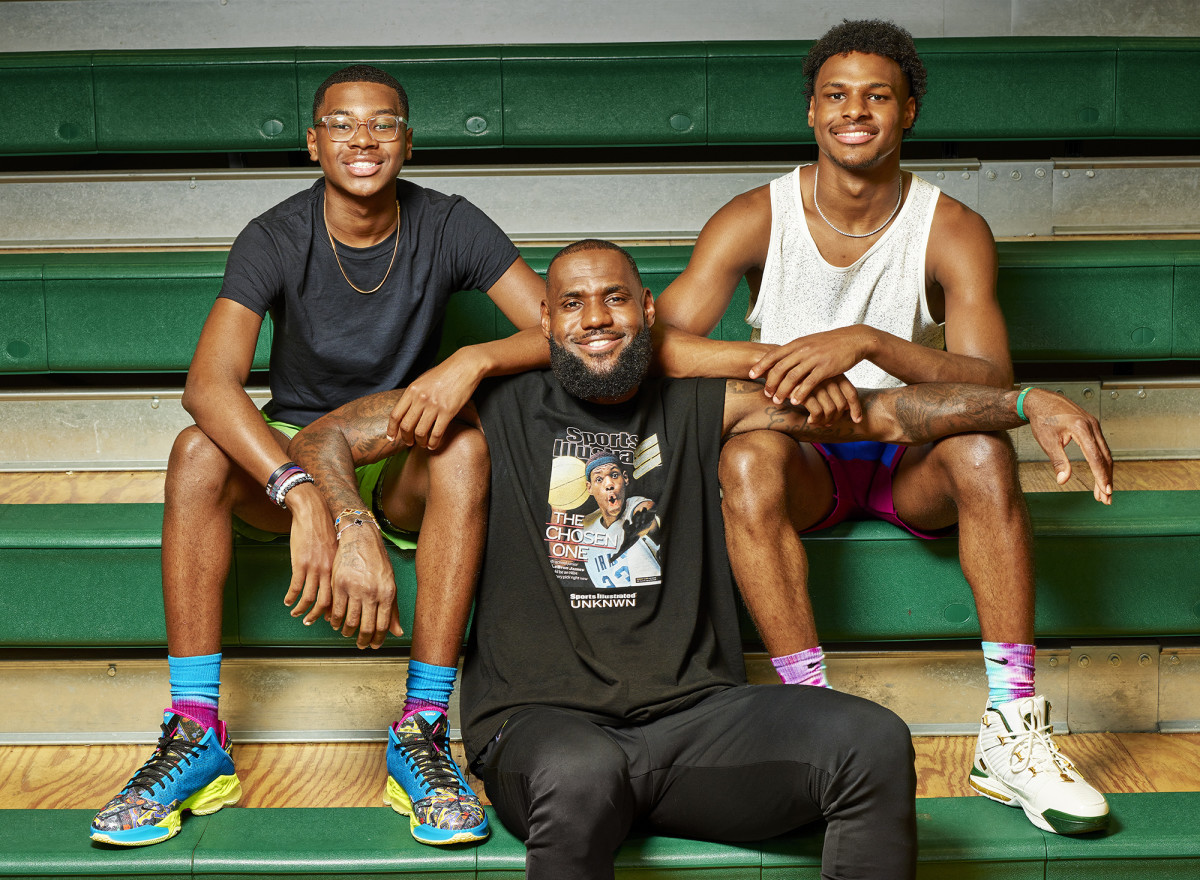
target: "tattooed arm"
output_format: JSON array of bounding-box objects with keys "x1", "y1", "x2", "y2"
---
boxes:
[
  {"x1": 288, "y1": 390, "x2": 409, "y2": 649},
  {"x1": 722, "y1": 381, "x2": 1113, "y2": 504}
]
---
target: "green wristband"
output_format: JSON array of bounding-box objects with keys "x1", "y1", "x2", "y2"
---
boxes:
[{"x1": 1016, "y1": 386, "x2": 1033, "y2": 422}]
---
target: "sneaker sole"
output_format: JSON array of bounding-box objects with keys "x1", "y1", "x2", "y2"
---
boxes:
[
  {"x1": 969, "y1": 768, "x2": 1108, "y2": 835},
  {"x1": 88, "y1": 774, "x2": 243, "y2": 847},
  {"x1": 384, "y1": 775, "x2": 490, "y2": 845}
]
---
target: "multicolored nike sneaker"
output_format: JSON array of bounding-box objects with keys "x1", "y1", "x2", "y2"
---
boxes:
[
  {"x1": 90, "y1": 711, "x2": 242, "y2": 846},
  {"x1": 383, "y1": 708, "x2": 489, "y2": 845},
  {"x1": 970, "y1": 695, "x2": 1109, "y2": 834}
]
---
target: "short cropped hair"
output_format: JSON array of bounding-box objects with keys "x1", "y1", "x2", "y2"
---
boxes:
[
  {"x1": 803, "y1": 19, "x2": 927, "y2": 134},
  {"x1": 312, "y1": 64, "x2": 409, "y2": 124},
  {"x1": 547, "y1": 239, "x2": 644, "y2": 289}
]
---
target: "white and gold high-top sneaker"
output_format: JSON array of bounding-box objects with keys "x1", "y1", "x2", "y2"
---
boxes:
[{"x1": 969, "y1": 695, "x2": 1109, "y2": 834}]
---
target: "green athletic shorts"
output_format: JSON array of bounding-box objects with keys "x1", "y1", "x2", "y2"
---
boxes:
[{"x1": 231, "y1": 413, "x2": 417, "y2": 550}]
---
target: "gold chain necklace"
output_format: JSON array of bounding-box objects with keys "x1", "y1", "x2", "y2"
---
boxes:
[{"x1": 324, "y1": 199, "x2": 400, "y2": 295}]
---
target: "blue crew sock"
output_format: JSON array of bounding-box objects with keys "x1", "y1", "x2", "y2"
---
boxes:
[
  {"x1": 982, "y1": 641, "x2": 1035, "y2": 707},
  {"x1": 168, "y1": 652, "x2": 222, "y2": 730},
  {"x1": 402, "y1": 659, "x2": 457, "y2": 718}
]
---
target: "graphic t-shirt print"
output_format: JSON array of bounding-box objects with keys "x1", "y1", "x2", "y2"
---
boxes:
[{"x1": 545, "y1": 425, "x2": 664, "y2": 604}]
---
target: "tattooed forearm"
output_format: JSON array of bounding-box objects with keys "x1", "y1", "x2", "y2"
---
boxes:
[
  {"x1": 724, "y1": 379, "x2": 872, "y2": 442},
  {"x1": 886, "y1": 384, "x2": 1022, "y2": 444},
  {"x1": 288, "y1": 391, "x2": 405, "y2": 515},
  {"x1": 290, "y1": 425, "x2": 362, "y2": 515},
  {"x1": 725, "y1": 379, "x2": 770, "y2": 397},
  {"x1": 723, "y1": 379, "x2": 1022, "y2": 445}
]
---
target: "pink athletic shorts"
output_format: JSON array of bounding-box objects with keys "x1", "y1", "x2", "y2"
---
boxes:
[{"x1": 802, "y1": 441, "x2": 949, "y2": 540}]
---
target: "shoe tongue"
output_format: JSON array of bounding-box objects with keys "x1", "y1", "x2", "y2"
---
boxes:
[
  {"x1": 1023, "y1": 696, "x2": 1047, "y2": 725},
  {"x1": 167, "y1": 713, "x2": 209, "y2": 744},
  {"x1": 996, "y1": 695, "x2": 1041, "y2": 724},
  {"x1": 125, "y1": 714, "x2": 209, "y2": 796},
  {"x1": 415, "y1": 709, "x2": 447, "y2": 739}
]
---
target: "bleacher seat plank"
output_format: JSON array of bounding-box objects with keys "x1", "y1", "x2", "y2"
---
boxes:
[
  {"x1": 908, "y1": 795, "x2": 1048, "y2": 879},
  {"x1": 915, "y1": 37, "x2": 1116, "y2": 141},
  {"x1": 297, "y1": 48, "x2": 504, "y2": 148},
  {"x1": 3, "y1": 491, "x2": 1197, "y2": 648},
  {"x1": 3, "y1": 39, "x2": 1198, "y2": 156},
  {"x1": 1175, "y1": 248, "x2": 1200, "y2": 358},
  {"x1": 42, "y1": 252, "x2": 269, "y2": 374},
  {"x1": 0, "y1": 503, "x2": 238, "y2": 647},
  {"x1": 4, "y1": 241, "x2": 1200, "y2": 375},
  {"x1": 0, "y1": 255, "x2": 47, "y2": 373},
  {"x1": 1115, "y1": 39, "x2": 1200, "y2": 138},
  {"x1": 194, "y1": 806, "x2": 478, "y2": 877},
  {"x1": 994, "y1": 241, "x2": 1176, "y2": 361},
  {"x1": 502, "y1": 44, "x2": 708, "y2": 147},
  {"x1": 0, "y1": 54, "x2": 96, "y2": 155},
  {"x1": 1042, "y1": 792, "x2": 1200, "y2": 879},
  {"x1": 92, "y1": 49, "x2": 299, "y2": 154},
  {"x1": 3, "y1": 795, "x2": 1198, "y2": 878},
  {"x1": 0, "y1": 807, "x2": 205, "y2": 879}
]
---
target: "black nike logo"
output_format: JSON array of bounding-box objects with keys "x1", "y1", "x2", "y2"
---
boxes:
[{"x1": 985, "y1": 656, "x2": 1009, "y2": 665}]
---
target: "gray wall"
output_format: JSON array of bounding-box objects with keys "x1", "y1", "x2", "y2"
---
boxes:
[{"x1": 2, "y1": 0, "x2": 1197, "y2": 53}]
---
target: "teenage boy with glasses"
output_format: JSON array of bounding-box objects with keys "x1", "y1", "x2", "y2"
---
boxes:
[{"x1": 89, "y1": 63, "x2": 549, "y2": 849}]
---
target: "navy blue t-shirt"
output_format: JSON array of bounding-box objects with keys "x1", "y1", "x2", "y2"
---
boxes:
[{"x1": 219, "y1": 177, "x2": 519, "y2": 426}]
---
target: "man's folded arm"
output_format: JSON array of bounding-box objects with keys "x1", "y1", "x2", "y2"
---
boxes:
[
  {"x1": 289, "y1": 390, "x2": 408, "y2": 482},
  {"x1": 722, "y1": 381, "x2": 1113, "y2": 503},
  {"x1": 651, "y1": 323, "x2": 772, "y2": 379}
]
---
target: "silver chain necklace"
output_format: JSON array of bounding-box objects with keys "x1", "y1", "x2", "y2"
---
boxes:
[{"x1": 812, "y1": 167, "x2": 903, "y2": 238}]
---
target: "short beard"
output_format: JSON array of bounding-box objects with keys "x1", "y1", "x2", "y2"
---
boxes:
[{"x1": 549, "y1": 325, "x2": 653, "y2": 402}]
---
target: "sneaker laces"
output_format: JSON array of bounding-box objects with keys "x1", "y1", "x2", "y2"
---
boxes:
[
  {"x1": 121, "y1": 719, "x2": 205, "y2": 795},
  {"x1": 394, "y1": 716, "x2": 465, "y2": 795},
  {"x1": 1007, "y1": 705, "x2": 1072, "y2": 778}
]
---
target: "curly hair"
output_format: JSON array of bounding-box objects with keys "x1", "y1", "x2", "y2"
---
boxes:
[
  {"x1": 802, "y1": 19, "x2": 927, "y2": 134},
  {"x1": 312, "y1": 64, "x2": 409, "y2": 124}
]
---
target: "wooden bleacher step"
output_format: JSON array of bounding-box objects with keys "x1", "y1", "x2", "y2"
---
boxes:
[{"x1": 3, "y1": 795, "x2": 1200, "y2": 878}]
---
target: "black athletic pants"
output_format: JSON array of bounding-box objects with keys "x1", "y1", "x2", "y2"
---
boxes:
[{"x1": 476, "y1": 684, "x2": 917, "y2": 880}]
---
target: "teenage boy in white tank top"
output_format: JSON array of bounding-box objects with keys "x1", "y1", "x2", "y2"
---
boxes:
[{"x1": 654, "y1": 19, "x2": 1110, "y2": 837}]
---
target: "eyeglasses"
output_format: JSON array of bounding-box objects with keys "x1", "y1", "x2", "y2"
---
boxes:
[{"x1": 316, "y1": 114, "x2": 408, "y2": 142}]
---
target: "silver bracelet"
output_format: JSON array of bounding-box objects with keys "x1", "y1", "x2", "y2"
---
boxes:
[{"x1": 336, "y1": 516, "x2": 378, "y2": 542}]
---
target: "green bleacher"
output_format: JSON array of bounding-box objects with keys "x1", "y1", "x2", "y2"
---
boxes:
[
  {"x1": 4, "y1": 240, "x2": 1200, "y2": 374},
  {"x1": 3, "y1": 490, "x2": 1198, "y2": 649},
  {"x1": 3, "y1": 794, "x2": 1199, "y2": 878},
  {"x1": 3, "y1": 39, "x2": 1199, "y2": 155},
  {"x1": 2, "y1": 239, "x2": 1200, "y2": 647},
  {"x1": 2, "y1": 34, "x2": 1198, "y2": 880}
]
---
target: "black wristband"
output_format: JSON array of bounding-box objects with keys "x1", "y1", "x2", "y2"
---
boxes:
[{"x1": 266, "y1": 461, "x2": 299, "y2": 490}]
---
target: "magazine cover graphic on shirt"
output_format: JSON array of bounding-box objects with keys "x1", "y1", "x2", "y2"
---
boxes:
[{"x1": 545, "y1": 427, "x2": 663, "y2": 600}]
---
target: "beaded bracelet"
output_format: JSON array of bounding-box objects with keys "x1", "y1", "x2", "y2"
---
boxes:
[
  {"x1": 266, "y1": 461, "x2": 311, "y2": 508},
  {"x1": 274, "y1": 472, "x2": 315, "y2": 509}
]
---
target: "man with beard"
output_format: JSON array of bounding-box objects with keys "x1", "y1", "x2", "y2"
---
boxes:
[
  {"x1": 289, "y1": 239, "x2": 1112, "y2": 880},
  {"x1": 652, "y1": 20, "x2": 1110, "y2": 834}
]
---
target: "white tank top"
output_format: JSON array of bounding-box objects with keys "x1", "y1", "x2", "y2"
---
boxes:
[{"x1": 748, "y1": 166, "x2": 944, "y2": 389}]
